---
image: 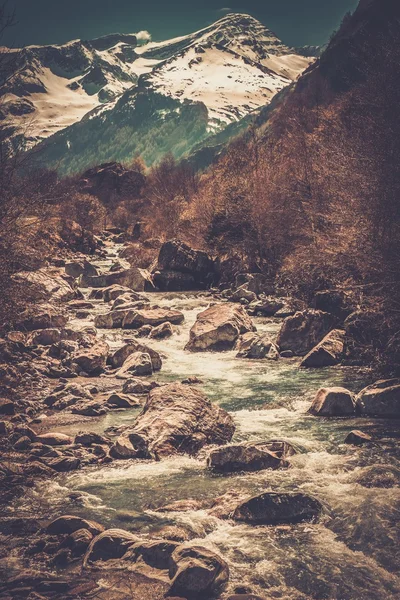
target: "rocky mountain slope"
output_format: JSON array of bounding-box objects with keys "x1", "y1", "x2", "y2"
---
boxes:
[{"x1": 1, "y1": 13, "x2": 314, "y2": 173}]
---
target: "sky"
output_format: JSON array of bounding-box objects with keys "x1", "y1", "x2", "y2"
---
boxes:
[{"x1": 3, "y1": 0, "x2": 359, "y2": 49}]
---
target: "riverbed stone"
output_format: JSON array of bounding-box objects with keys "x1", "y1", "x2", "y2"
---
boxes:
[
  {"x1": 115, "y1": 352, "x2": 153, "y2": 378},
  {"x1": 207, "y1": 441, "x2": 294, "y2": 473},
  {"x1": 122, "y1": 307, "x2": 184, "y2": 329},
  {"x1": 110, "y1": 382, "x2": 235, "y2": 459},
  {"x1": 276, "y1": 309, "x2": 338, "y2": 356},
  {"x1": 35, "y1": 433, "x2": 73, "y2": 446},
  {"x1": 122, "y1": 378, "x2": 156, "y2": 395},
  {"x1": 110, "y1": 341, "x2": 162, "y2": 370},
  {"x1": 73, "y1": 338, "x2": 109, "y2": 375},
  {"x1": 309, "y1": 387, "x2": 356, "y2": 416},
  {"x1": 186, "y1": 303, "x2": 255, "y2": 352},
  {"x1": 235, "y1": 332, "x2": 279, "y2": 360},
  {"x1": 300, "y1": 329, "x2": 345, "y2": 368},
  {"x1": 47, "y1": 515, "x2": 105, "y2": 536},
  {"x1": 149, "y1": 322, "x2": 173, "y2": 339},
  {"x1": 106, "y1": 393, "x2": 141, "y2": 408},
  {"x1": 28, "y1": 329, "x2": 61, "y2": 346},
  {"x1": 232, "y1": 492, "x2": 323, "y2": 525},
  {"x1": 167, "y1": 545, "x2": 229, "y2": 599},
  {"x1": 344, "y1": 430, "x2": 373, "y2": 445},
  {"x1": 83, "y1": 529, "x2": 140, "y2": 567},
  {"x1": 356, "y1": 379, "x2": 400, "y2": 418}
]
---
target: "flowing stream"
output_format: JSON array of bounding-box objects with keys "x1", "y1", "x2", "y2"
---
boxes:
[{"x1": 20, "y1": 244, "x2": 400, "y2": 599}]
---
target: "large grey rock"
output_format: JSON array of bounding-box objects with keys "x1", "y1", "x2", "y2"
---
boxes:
[
  {"x1": 35, "y1": 433, "x2": 73, "y2": 446},
  {"x1": 110, "y1": 341, "x2": 162, "y2": 370},
  {"x1": 276, "y1": 309, "x2": 338, "y2": 356},
  {"x1": 235, "y1": 332, "x2": 279, "y2": 360},
  {"x1": 65, "y1": 260, "x2": 98, "y2": 279},
  {"x1": 300, "y1": 329, "x2": 345, "y2": 368},
  {"x1": 167, "y1": 545, "x2": 229, "y2": 599},
  {"x1": 309, "y1": 387, "x2": 356, "y2": 416},
  {"x1": 186, "y1": 303, "x2": 256, "y2": 352},
  {"x1": 207, "y1": 441, "x2": 295, "y2": 473},
  {"x1": 81, "y1": 267, "x2": 150, "y2": 291},
  {"x1": 356, "y1": 379, "x2": 400, "y2": 418},
  {"x1": 110, "y1": 382, "x2": 235, "y2": 459},
  {"x1": 232, "y1": 492, "x2": 323, "y2": 525},
  {"x1": 149, "y1": 321, "x2": 173, "y2": 339}
]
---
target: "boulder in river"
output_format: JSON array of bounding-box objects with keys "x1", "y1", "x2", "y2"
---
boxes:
[
  {"x1": 235, "y1": 332, "x2": 279, "y2": 360},
  {"x1": 65, "y1": 260, "x2": 98, "y2": 279},
  {"x1": 47, "y1": 515, "x2": 104, "y2": 536},
  {"x1": 276, "y1": 309, "x2": 338, "y2": 356},
  {"x1": 344, "y1": 430, "x2": 373, "y2": 445},
  {"x1": 110, "y1": 382, "x2": 235, "y2": 459},
  {"x1": 28, "y1": 328, "x2": 61, "y2": 346},
  {"x1": 309, "y1": 387, "x2": 356, "y2": 416},
  {"x1": 35, "y1": 433, "x2": 73, "y2": 446},
  {"x1": 115, "y1": 352, "x2": 153, "y2": 378},
  {"x1": 155, "y1": 239, "x2": 216, "y2": 291},
  {"x1": 167, "y1": 545, "x2": 229, "y2": 599},
  {"x1": 300, "y1": 329, "x2": 345, "y2": 368},
  {"x1": 232, "y1": 492, "x2": 323, "y2": 525},
  {"x1": 110, "y1": 341, "x2": 162, "y2": 370},
  {"x1": 72, "y1": 337, "x2": 109, "y2": 375},
  {"x1": 186, "y1": 303, "x2": 255, "y2": 352},
  {"x1": 207, "y1": 441, "x2": 295, "y2": 473},
  {"x1": 81, "y1": 267, "x2": 151, "y2": 291},
  {"x1": 356, "y1": 379, "x2": 400, "y2": 418},
  {"x1": 149, "y1": 321, "x2": 173, "y2": 339},
  {"x1": 122, "y1": 307, "x2": 184, "y2": 328},
  {"x1": 122, "y1": 378, "x2": 157, "y2": 395},
  {"x1": 83, "y1": 529, "x2": 139, "y2": 567},
  {"x1": 15, "y1": 304, "x2": 67, "y2": 331}
]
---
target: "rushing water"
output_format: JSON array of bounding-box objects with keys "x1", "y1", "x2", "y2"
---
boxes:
[{"x1": 17, "y1": 248, "x2": 400, "y2": 599}]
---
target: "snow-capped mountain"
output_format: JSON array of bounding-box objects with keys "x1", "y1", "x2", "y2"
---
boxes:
[
  {"x1": 0, "y1": 33, "x2": 142, "y2": 144},
  {"x1": 1, "y1": 14, "x2": 315, "y2": 172}
]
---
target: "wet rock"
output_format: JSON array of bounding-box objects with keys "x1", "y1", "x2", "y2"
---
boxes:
[
  {"x1": 153, "y1": 270, "x2": 197, "y2": 291},
  {"x1": 83, "y1": 529, "x2": 139, "y2": 567},
  {"x1": 207, "y1": 441, "x2": 294, "y2": 473},
  {"x1": 0, "y1": 420, "x2": 13, "y2": 435},
  {"x1": 28, "y1": 329, "x2": 61, "y2": 346},
  {"x1": 136, "y1": 324, "x2": 153, "y2": 337},
  {"x1": 122, "y1": 378, "x2": 156, "y2": 395},
  {"x1": 150, "y1": 321, "x2": 173, "y2": 339},
  {"x1": 235, "y1": 332, "x2": 279, "y2": 360},
  {"x1": 182, "y1": 376, "x2": 203, "y2": 385},
  {"x1": 309, "y1": 387, "x2": 356, "y2": 416},
  {"x1": 110, "y1": 341, "x2": 162, "y2": 370},
  {"x1": 123, "y1": 539, "x2": 179, "y2": 574},
  {"x1": 44, "y1": 382, "x2": 93, "y2": 408},
  {"x1": 167, "y1": 545, "x2": 229, "y2": 599},
  {"x1": 73, "y1": 338, "x2": 109, "y2": 375},
  {"x1": 110, "y1": 382, "x2": 235, "y2": 460},
  {"x1": 300, "y1": 329, "x2": 345, "y2": 368},
  {"x1": 106, "y1": 392, "x2": 141, "y2": 408},
  {"x1": 232, "y1": 492, "x2": 323, "y2": 525},
  {"x1": 111, "y1": 291, "x2": 148, "y2": 308},
  {"x1": 122, "y1": 307, "x2": 184, "y2": 328},
  {"x1": 68, "y1": 299, "x2": 95, "y2": 311},
  {"x1": 344, "y1": 430, "x2": 373, "y2": 445},
  {"x1": 115, "y1": 352, "x2": 153, "y2": 378},
  {"x1": 93, "y1": 312, "x2": 114, "y2": 328},
  {"x1": 35, "y1": 433, "x2": 73, "y2": 446},
  {"x1": 23, "y1": 461, "x2": 55, "y2": 477},
  {"x1": 186, "y1": 303, "x2": 255, "y2": 352},
  {"x1": 0, "y1": 398, "x2": 15, "y2": 415},
  {"x1": 276, "y1": 310, "x2": 338, "y2": 356},
  {"x1": 280, "y1": 350, "x2": 294, "y2": 358},
  {"x1": 47, "y1": 515, "x2": 104, "y2": 536},
  {"x1": 356, "y1": 379, "x2": 400, "y2": 418},
  {"x1": 65, "y1": 260, "x2": 98, "y2": 279}
]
